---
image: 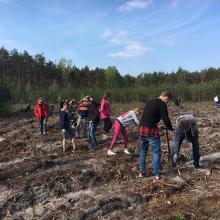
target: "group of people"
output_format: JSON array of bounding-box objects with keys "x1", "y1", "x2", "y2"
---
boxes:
[
  {"x1": 138, "y1": 92, "x2": 200, "y2": 183},
  {"x1": 34, "y1": 91, "x2": 202, "y2": 183}
]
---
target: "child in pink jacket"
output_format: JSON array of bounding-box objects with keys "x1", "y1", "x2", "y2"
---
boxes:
[
  {"x1": 99, "y1": 92, "x2": 112, "y2": 140},
  {"x1": 108, "y1": 108, "x2": 143, "y2": 155}
]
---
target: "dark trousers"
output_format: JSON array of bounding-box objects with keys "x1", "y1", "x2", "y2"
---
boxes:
[
  {"x1": 172, "y1": 131, "x2": 200, "y2": 167},
  {"x1": 103, "y1": 117, "x2": 112, "y2": 134}
]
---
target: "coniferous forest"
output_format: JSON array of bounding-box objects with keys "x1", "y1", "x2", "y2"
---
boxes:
[{"x1": 0, "y1": 46, "x2": 220, "y2": 109}]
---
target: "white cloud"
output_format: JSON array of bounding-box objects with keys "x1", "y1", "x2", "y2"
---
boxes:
[
  {"x1": 167, "y1": 40, "x2": 177, "y2": 46},
  {"x1": 119, "y1": 0, "x2": 153, "y2": 11},
  {"x1": 170, "y1": 0, "x2": 179, "y2": 9},
  {"x1": 0, "y1": 39, "x2": 17, "y2": 50},
  {"x1": 159, "y1": 36, "x2": 178, "y2": 47},
  {"x1": 0, "y1": 0, "x2": 17, "y2": 6},
  {"x1": 102, "y1": 29, "x2": 127, "y2": 44},
  {"x1": 108, "y1": 41, "x2": 152, "y2": 58},
  {"x1": 109, "y1": 30, "x2": 128, "y2": 44},
  {"x1": 102, "y1": 28, "x2": 113, "y2": 38},
  {"x1": 0, "y1": 0, "x2": 11, "y2": 3},
  {"x1": 0, "y1": 39, "x2": 16, "y2": 45}
]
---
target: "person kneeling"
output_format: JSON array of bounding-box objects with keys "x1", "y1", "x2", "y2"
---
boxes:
[{"x1": 60, "y1": 102, "x2": 76, "y2": 152}]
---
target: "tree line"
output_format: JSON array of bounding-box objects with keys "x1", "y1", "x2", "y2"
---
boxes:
[{"x1": 0, "y1": 46, "x2": 220, "y2": 107}]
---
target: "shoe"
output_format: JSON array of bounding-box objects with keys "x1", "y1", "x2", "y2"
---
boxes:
[
  {"x1": 138, "y1": 172, "x2": 146, "y2": 178},
  {"x1": 152, "y1": 176, "x2": 160, "y2": 184},
  {"x1": 108, "y1": 150, "x2": 116, "y2": 155},
  {"x1": 72, "y1": 146, "x2": 76, "y2": 152},
  {"x1": 173, "y1": 154, "x2": 177, "y2": 163},
  {"x1": 123, "y1": 149, "x2": 131, "y2": 155},
  {"x1": 94, "y1": 145, "x2": 99, "y2": 150},
  {"x1": 172, "y1": 153, "x2": 177, "y2": 167},
  {"x1": 102, "y1": 134, "x2": 109, "y2": 140},
  {"x1": 194, "y1": 162, "x2": 203, "y2": 169}
]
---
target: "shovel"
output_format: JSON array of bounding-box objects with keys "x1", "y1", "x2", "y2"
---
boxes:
[{"x1": 165, "y1": 128, "x2": 174, "y2": 172}]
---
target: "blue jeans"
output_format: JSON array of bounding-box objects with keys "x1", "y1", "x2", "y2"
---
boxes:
[
  {"x1": 40, "y1": 118, "x2": 47, "y2": 134},
  {"x1": 172, "y1": 129, "x2": 200, "y2": 167},
  {"x1": 139, "y1": 136, "x2": 161, "y2": 177},
  {"x1": 76, "y1": 116, "x2": 87, "y2": 138},
  {"x1": 88, "y1": 121, "x2": 99, "y2": 148}
]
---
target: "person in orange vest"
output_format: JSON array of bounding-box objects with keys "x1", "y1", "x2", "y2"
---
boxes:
[
  {"x1": 75, "y1": 95, "x2": 91, "y2": 138},
  {"x1": 34, "y1": 97, "x2": 49, "y2": 135}
]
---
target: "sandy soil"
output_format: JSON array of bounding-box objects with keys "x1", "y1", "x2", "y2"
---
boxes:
[{"x1": 0, "y1": 103, "x2": 220, "y2": 220}]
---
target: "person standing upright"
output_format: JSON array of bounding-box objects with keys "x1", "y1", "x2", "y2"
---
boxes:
[
  {"x1": 34, "y1": 97, "x2": 49, "y2": 135},
  {"x1": 88, "y1": 98, "x2": 100, "y2": 149},
  {"x1": 75, "y1": 95, "x2": 91, "y2": 138},
  {"x1": 99, "y1": 92, "x2": 112, "y2": 140},
  {"x1": 139, "y1": 91, "x2": 174, "y2": 183},
  {"x1": 60, "y1": 102, "x2": 76, "y2": 152}
]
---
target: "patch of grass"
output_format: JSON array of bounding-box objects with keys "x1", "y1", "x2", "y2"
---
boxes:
[
  {"x1": 11, "y1": 103, "x2": 29, "y2": 112},
  {"x1": 176, "y1": 213, "x2": 186, "y2": 220},
  {"x1": 0, "y1": 103, "x2": 12, "y2": 116}
]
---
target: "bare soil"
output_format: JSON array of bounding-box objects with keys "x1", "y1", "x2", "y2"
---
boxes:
[{"x1": 0, "y1": 103, "x2": 220, "y2": 220}]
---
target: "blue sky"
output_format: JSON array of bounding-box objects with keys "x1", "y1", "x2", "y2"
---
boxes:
[{"x1": 0, "y1": 0, "x2": 219, "y2": 75}]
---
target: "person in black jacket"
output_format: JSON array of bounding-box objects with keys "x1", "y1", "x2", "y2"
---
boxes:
[
  {"x1": 60, "y1": 102, "x2": 76, "y2": 152},
  {"x1": 138, "y1": 91, "x2": 174, "y2": 183}
]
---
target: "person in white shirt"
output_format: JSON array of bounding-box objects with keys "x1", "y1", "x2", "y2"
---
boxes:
[
  {"x1": 108, "y1": 108, "x2": 143, "y2": 155},
  {"x1": 214, "y1": 96, "x2": 219, "y2": 103}
]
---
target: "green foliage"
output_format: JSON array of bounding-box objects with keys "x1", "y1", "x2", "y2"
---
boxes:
[
  {"x1": 1, "y1": 47, "x2": 220, "y2": 104},
  {"x1": 105, "y1": 66, "x2": 124, "y2": 88},
  {"x1": 176, "y1": 213, "x2": 186, "y2": 220},
  {"x1": 0, "y1": 103, "x2": 12, "y2": 116},
  {"x1": 0, "y1": 86, "x2": 12, "y2": 115},
  {"x1": 0, "y1": 86, "x2": 12, "y2": 104}
]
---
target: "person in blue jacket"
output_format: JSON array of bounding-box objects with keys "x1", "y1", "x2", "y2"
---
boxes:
[{"x1": 60, "y1": 101, "x2": 77, "y2": 152}]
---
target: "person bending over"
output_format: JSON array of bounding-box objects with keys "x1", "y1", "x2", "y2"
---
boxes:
[
  {"x1": 171, "y1": 114, "x2": 200, "y2": 169},
  {"x1": 108, "y1": 108, "x2": 142, "y2": 156}
]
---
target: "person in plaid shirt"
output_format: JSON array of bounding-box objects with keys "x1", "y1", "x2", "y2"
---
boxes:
[{"x1": 139, "y1": 91, "x2": 174, "y2": 183}]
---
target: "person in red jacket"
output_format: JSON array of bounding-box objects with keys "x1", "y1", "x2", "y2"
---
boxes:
[{"x1": 34, "y1": 97, "x2": 49, "y2": 135}]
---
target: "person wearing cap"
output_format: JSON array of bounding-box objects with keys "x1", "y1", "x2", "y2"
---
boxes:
[
  {"x1": 138, "y1": 91, "x2": 174, "y2": 183},
  {"x1": 171, "y1": 114, "x2": 201, "y2": 169},
  {"x1": 34, "y1": 97, "x2": 49, "y2": 135}
]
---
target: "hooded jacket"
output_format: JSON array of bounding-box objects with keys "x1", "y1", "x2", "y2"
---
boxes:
[{"x1": 34, "y1": 101, "x2": 49, "y2": 119}]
